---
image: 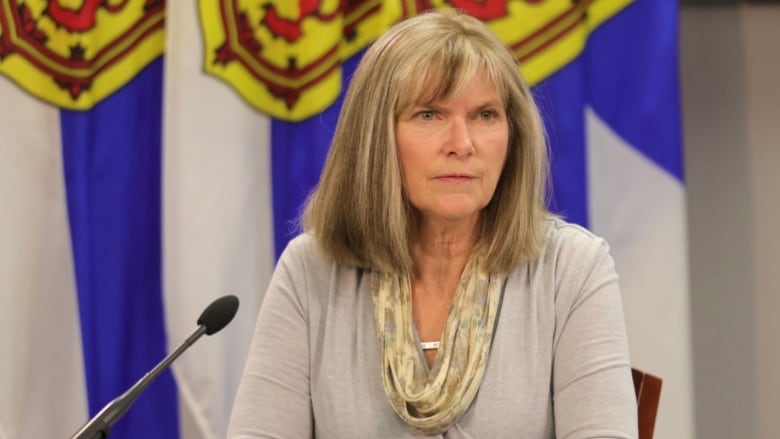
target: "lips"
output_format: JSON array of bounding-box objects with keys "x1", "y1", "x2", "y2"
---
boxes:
[{"x1": 435, "y1": 174, "x2": 475, "y2": 182}]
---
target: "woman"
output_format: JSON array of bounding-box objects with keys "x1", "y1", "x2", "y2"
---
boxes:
[{"x1": 228, "y1": 10, "x2": 637, "y2": 438}]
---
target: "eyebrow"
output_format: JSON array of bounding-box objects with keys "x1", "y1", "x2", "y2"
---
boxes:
[{"x1": 409, "y1": 99, "x2": 504, "y2": 114}]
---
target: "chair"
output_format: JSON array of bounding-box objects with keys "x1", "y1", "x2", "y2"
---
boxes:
[{"x1": 631, "y1": 368, "x2": 663, "y2": 439}]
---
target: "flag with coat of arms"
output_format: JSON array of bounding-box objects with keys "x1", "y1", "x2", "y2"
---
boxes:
[{"x1": 0, "y1": 1, "x2": 692, "y2": 438}]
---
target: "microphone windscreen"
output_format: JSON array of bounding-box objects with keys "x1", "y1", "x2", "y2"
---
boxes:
[{"x1": 197, "y1": 295, "x2": 240, "y2": 335}]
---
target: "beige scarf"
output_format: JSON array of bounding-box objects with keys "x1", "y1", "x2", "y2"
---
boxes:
[{"x1": 370, "y1": 255, "x2": 504, "y2": 434}]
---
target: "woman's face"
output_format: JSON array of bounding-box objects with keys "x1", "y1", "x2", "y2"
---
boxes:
[{"x1": 395, "y1": 70, "x2": 509, "y2": 226}]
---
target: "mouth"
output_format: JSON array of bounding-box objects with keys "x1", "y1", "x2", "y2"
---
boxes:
[{"x1": 434, "y1": 174, "x2": 475, "y2": 182}]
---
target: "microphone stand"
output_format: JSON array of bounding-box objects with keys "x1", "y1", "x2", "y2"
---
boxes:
[{"x1": 70, "y1": 324, "x2": 208, "y2": 439}]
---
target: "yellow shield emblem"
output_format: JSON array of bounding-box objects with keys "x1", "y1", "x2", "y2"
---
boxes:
[
  {"x1": 199, "y1": 0, "x2": 634, "y2": 121},
  {"x1": 0, "y1": 0, "x2": 165, "y2": 109}
]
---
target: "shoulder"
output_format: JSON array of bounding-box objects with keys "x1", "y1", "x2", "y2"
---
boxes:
[
  {"x1": 530, "y1": 216, "x2": 616, "y2": 293},
  {"x1": 265, "y1": 234, "x2": 337, "y2": 318},
  {"x1": 276, "y1": 233, "x2": 362, "y2": 292},
  {"x1": 269, "y1": 233, "x2": 334, "y2": 294},
  {"x1": 540, "y1": 216, "x2": 611, "y2": 262},
  {"x1": 272, "y1": 233, "x2": 368, "y2": 322},
  {"x1": 281, "y1": 233, "x2": 319, "y2": 256},
  {"x1": 278, "y1": 233, "x2": 332, "y2": 269}
]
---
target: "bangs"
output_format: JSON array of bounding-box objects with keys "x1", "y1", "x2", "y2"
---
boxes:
[{"x1": 394, "y1": 38, "x2": 507, "y2": 115}]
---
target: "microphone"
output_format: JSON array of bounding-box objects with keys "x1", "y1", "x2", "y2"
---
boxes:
[{"x1": 70, "y1": 295, "x2": 240, "y2": 439}]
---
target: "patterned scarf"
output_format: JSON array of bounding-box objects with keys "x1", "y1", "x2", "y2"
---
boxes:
[{"x1": 370, "y1": 255, "x2": 504, "y2": 434}]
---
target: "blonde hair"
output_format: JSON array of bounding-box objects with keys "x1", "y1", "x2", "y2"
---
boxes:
[{"x1": 303, "y1": 10, "x2": 550, "y2": 275}]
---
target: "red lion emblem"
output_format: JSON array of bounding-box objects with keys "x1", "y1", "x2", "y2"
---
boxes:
[
  {"x1": 0, "y1": 0, "x2": 165, "y2": 107},
  {"x1": 200, "y1": 0, "x2": 611, "y2": 121},
  {"x1": 259, "y1": 0, "x2": 531, "y2": 44},
  {"x1": 45, "y1": 0, "x2": 133, "y2": 33}
]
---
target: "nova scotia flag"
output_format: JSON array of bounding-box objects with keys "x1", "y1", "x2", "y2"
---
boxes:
[{"x1": 535, "y1": 2, "x2": 694, "y2": 437}]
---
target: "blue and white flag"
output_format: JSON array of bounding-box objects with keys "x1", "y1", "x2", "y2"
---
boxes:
[
  {"x1": 0, "y1": 2, "x2": 271, "y2": 438},
  {"x1": 535, "y1": 2, "x2": 694, "y2": 437},
  {"x1": 0, "y1": 1, "x2": 691, "y2": 438}
]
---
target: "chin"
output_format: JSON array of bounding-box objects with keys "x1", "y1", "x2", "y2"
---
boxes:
[
  {"x1": 429, "y1": 205, "x2": 483, "y2": 223},
  {"x1": 414, "y1": 196, "x2": 489, "y2": 223}
]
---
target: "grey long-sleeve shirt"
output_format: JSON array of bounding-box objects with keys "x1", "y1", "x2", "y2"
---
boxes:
[{"x1": 227, "y1": 218, "x2": 638, "y2": 438}]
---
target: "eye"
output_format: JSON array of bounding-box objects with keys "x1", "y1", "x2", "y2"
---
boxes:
[
  {"x1": 479, "y1": 109, "x2": 498, "y2": 120},
  {"x1": 415, "y1": 110, "x2": 435, "y2": 121}
]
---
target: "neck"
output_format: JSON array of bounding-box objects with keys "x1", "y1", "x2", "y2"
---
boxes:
[{"x1": 410, "y1": 215, "x2": 480, "y2": 292}]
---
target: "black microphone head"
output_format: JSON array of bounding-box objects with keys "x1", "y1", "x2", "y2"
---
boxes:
[{"x1": 197, "y1": 295, "x2": 239, "y2": 335}]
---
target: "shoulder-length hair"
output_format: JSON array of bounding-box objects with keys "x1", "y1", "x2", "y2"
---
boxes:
[{"x1": 303, "y1": 9, "x2": 550, "y2": 275}]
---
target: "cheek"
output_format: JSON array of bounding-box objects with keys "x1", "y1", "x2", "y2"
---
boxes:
[
  {"x1": 395, "y1": 128, "x2": 417, "y2": 169},
  {"x1": 491, "y1": 140, "x2": 510, "y2": 176},
  {"x1": 397, "y1": 144, "x2": 428, "y2": 180},
  {"x1": 395, "y1": 147, "x2": 422, "y2": 197},
  {"x1": 484, "y1": 143, "x2": 509, "y2": 194}
]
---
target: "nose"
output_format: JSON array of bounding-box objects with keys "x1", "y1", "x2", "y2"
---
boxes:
[{"x1": 444, "y1": 117, "x2": 474, "y2": 156}]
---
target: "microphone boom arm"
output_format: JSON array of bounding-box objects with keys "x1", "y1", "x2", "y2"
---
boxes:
[
  {"x1": 70, "y1": 324, "x2": 208, "y2": 439},
  {"x1": 69, "y1": 294, "x2": 239, "y2": 439}
]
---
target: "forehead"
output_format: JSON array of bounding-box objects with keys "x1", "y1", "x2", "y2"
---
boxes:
[
  {"x1": 427, "y1": 71, "x2": 501, "y2": 105},
  {"x1": 397, "y1": 62, "x2": 505, "y2": 110}
]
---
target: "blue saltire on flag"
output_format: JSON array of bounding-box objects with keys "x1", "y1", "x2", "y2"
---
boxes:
[{"x1": 60, "y1": 57, "x2": 179, "y2": 438}]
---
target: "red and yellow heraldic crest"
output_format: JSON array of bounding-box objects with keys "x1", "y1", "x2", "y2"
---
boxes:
[
  {"x1": 0, "y1": 0, "x2": 164, "y2": 109},
  {"x1": 200, "y1": 0, "x2": 634, "y2": 121}
]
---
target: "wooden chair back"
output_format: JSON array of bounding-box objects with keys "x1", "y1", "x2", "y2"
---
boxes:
[{"x1": 631, "y1": 367, "x2": 663, "y2": 439}]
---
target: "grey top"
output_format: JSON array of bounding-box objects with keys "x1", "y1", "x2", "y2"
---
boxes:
[{"x1": 227, "y1": 218, "x2": 638, "y2": 438}]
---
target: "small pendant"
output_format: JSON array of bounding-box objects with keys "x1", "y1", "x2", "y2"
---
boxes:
[{"x1": 420, "y1": 341, "x2": 441, "y2": 350}]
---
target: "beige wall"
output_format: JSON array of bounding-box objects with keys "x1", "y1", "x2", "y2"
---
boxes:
[
  {"x1": 741, "y1": 5, "x2": 780, "y2": 439},
  {"x1": 682, "y1": 4, "x2": 780, "y2": 438}
]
